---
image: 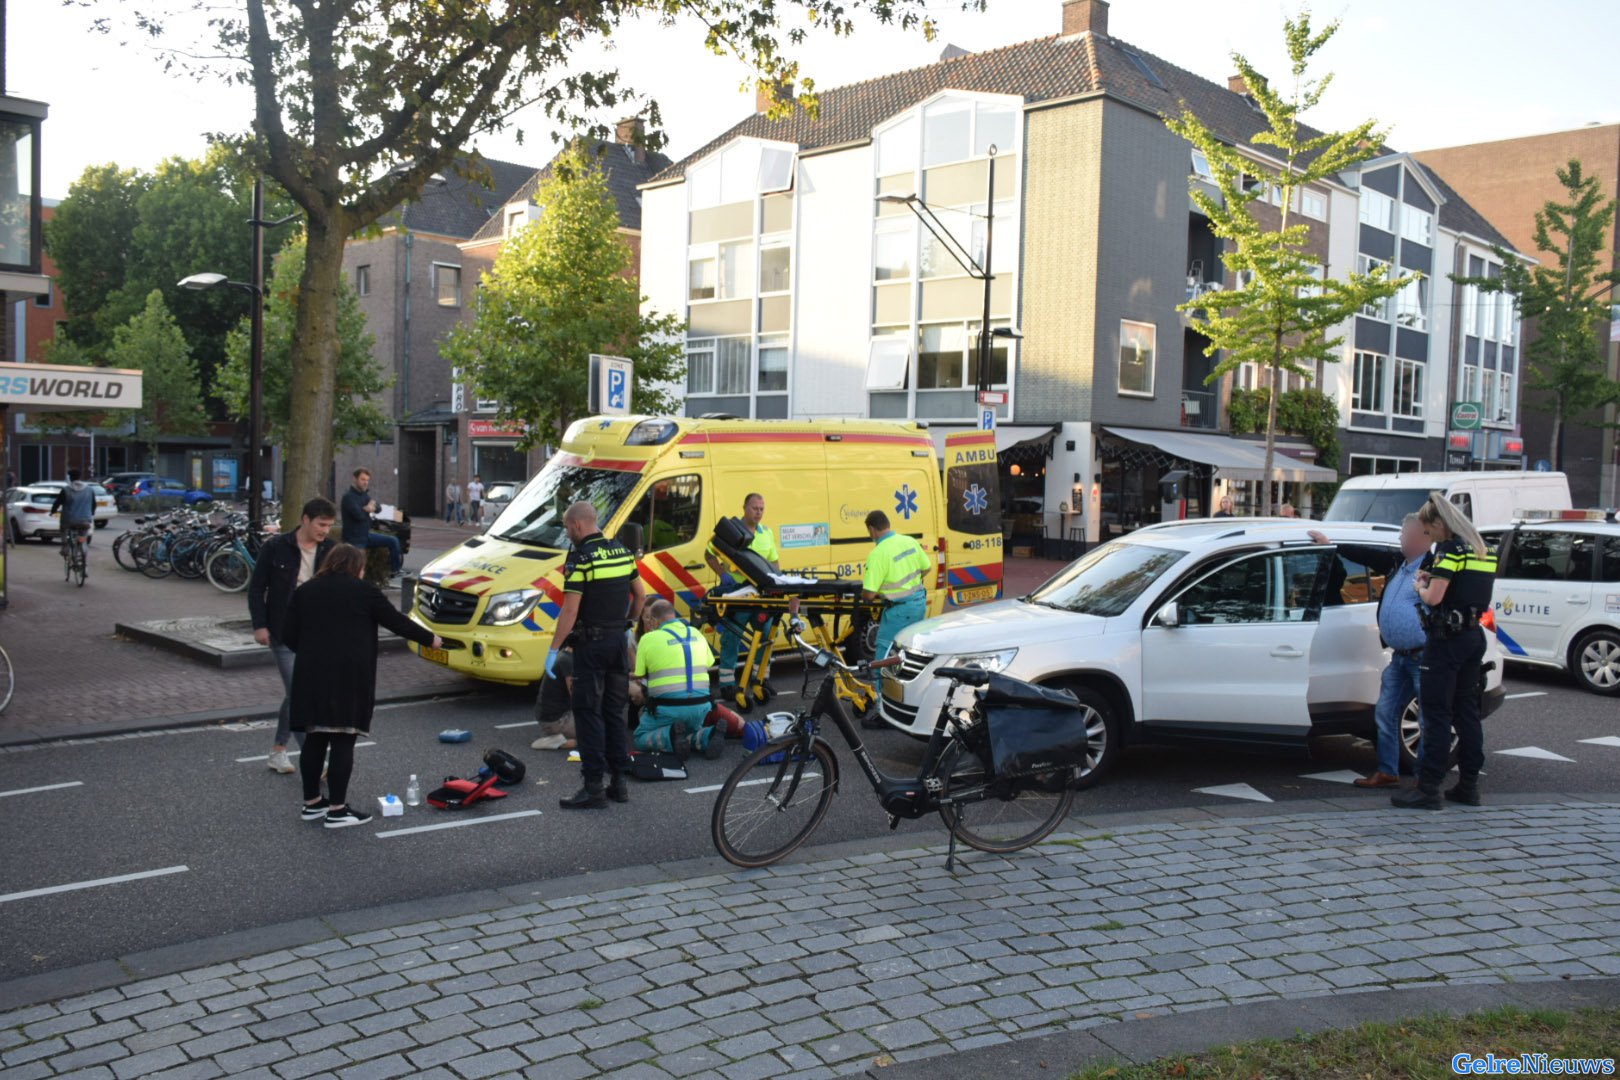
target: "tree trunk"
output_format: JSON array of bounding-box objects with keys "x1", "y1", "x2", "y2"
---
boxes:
[
  {"x1": 280, "y1": 215, "x2": 346, "y2": 531},
  {"x1": 1551, "y1": 395, "x2": 1565, "y2": 471},
  {"x1": 1263, "y1": 375, "x2": 1280, "y2": 515}
]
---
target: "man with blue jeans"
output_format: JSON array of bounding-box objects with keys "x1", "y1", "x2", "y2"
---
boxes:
[
  {"x1": 248, "y1": 497, "x2": 338, "y2": 773},
  {"x1": 340, "y1": 467, "x2": 402, "y2": 575},
  {"x1": 1312, "y1": 515, "x2": 1430, "y2": 788}
]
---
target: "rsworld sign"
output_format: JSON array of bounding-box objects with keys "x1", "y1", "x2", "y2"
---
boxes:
[{"x1": 0, "y1": 362, "x2": 143, "y2": 410}]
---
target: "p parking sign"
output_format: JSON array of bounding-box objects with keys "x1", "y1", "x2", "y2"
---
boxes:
[{"x1": 589, "y1": 354, "x2": 633, "y2": 416}]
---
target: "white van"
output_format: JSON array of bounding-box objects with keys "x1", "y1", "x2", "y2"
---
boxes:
[{"x1": 1324, "y1": 471, "x2": 1571, "y2": 527}]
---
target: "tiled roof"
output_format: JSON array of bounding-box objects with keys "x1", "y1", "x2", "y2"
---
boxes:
[
  {"x1": 647, "y1": 29, "x2": 1519, "y2": 253},
  {"x1": 388, "y1": 156, "x2": 539, "y2": 239},
  {"x1": 466, "y1": 139, "x2": 673, "y2": 245}
]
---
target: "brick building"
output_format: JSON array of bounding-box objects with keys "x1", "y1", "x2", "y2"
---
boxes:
[{"x1": 1416, "y1": 124, "x2": 1620, "y2": 507}]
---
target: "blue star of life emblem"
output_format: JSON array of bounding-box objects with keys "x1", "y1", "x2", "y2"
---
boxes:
[
  {"x1": 963, "y1": 483, "x2": 989, "y2": 515},
  {"x1": 598, "y1": 419, "x2": 613, "y2": 430},
  {"x1": 894, "y1": 484, "x2": 919, "y2": 520}
]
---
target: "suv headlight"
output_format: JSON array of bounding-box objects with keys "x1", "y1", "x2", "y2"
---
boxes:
[
  {"x1": 480, "y1": 588, "x2": 542, "y2": 626},
  {"x1": 943, "y1": 648, "x2": 1017, "y2": 673}
]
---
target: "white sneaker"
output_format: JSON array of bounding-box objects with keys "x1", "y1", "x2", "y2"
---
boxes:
[
  {"x1": 267, "y1": 750, "x2": 296, "y2": 774},
  {"x1": 530, "y1": 734, "x2": 568, "y2": 751}
]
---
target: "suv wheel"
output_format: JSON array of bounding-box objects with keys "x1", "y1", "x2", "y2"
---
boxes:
[
  {"x1": 1046, "y1": 682, "x2": 1120, "y2": 790},
  {"x1": 1571, "y1": 629, "x2": 1620, "y2": 696},
  {"x1": 1397, "y1": 695, "x2": 1458, "y2": 773}
]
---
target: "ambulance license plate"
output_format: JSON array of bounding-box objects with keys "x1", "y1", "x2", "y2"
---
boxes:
[
  {"x1": 954, "y1": 585, "x2": 997, "y2": 604},
  {"x1": 422, "y1": 647, "x2": 449, "y2": 666}
]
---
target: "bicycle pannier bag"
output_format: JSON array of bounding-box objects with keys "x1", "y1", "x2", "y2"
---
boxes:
[{"x1": 983, "y1": 673, "x2": 1088, "y2": 777}]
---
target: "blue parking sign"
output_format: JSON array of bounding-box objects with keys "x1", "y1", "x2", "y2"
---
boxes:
[
  {"x1": 608, "y1": 367, "x2": 627, "y2": 410},
  {"x1": 979, "y1": 407, "x2": 996, "y2": 431}
]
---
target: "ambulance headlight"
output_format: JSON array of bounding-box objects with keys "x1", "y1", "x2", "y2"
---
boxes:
[
  {"x1": 480, "y1": 589, "x2": 543, "y2": 626},
  {"x1": 942, "y1": 649, "x2": 1018, "y2": 673}
]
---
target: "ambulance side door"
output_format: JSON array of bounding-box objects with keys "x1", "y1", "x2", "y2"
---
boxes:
[{"x1": 619, "y1": 469, "x2": 713, "y2": 617}]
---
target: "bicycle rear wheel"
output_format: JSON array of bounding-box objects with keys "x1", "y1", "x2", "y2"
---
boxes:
[
  {"x1": 112, "y1": 531, "x2": 141, "y2": 572},
  {"x1": 935, "y1": 741, "x2": 1075, "y2": 854},
  {"x1": 140, "y1": 539, "x2": 172, "y2": 579},
  {"x1": 711, "y1": 738, "x2": 838, "y2": 869},
  {"x1": 205, "y1": 549, "x2": 251, "y2": 593},
  {"x1": 0, "y1": 644, "x2": 13, "y2": 713},
  {"x1": 74, "y1": 539, "x2": 87, "y2": 587}
]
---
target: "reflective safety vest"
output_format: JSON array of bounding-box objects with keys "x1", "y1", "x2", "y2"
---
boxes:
[
  {"x1": 863, "y1": 531, "x2": 929, "y2": 602},
  {"x1": 636, "y1": 620, "x2": 716, "y2": 697}
]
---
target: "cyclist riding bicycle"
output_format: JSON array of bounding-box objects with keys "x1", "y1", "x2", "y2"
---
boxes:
[{"x1": 50, "y1": 469, "x2": 96, "y2": 558}]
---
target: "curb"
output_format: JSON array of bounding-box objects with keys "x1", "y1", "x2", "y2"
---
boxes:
[
  {"x1": 113, "y1": 619, "x2": 411, "y2": 670},
  {"x1": 0, "y1": 790, "x2": 1612, "y2": 1014}
]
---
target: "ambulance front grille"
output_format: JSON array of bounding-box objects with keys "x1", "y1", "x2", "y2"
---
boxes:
[{"x1": 416, "y1": 584, "x2": 477, "y2": 626}]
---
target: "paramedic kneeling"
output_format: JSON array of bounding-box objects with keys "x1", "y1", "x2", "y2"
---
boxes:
[
  {"x1": 632, "y1": 599, "x2": 723, "y2": 760},
  {"x1": 861, "y1": 510, "x2": 931, "y2": 729}
]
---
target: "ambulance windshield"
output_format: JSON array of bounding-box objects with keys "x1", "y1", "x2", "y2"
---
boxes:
[{"x1": 489, "y1": 460, "x2": 640, "y2": 550}]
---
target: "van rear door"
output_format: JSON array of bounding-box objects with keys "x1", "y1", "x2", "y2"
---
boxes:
[{"x1": 941, "y1": 431, "x2": 1003, "y2": 607}]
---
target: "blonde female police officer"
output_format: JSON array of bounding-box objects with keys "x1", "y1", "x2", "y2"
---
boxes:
[
  {"x1": 1391, "y1": 493, "x2": 1497, "y2": 811},
  {"x1": 860, "y1": 509, "x2": 931, "y2": 729}
]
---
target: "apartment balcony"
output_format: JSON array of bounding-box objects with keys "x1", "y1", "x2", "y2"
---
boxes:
[
  {"x1": 1180, "y1": 388, "x2": 1217, "y2": 430},
  {"x1": 1180, "y1": 278, "x2": 1223, "y2": 328}
]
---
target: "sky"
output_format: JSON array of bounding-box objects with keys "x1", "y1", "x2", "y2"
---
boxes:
[{"x1": 14, "y1": 0, "x2": 1620, "y2": 199}]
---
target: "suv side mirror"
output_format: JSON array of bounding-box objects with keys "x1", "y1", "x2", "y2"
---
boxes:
[{"x1": 1152, "y1": 601, "x2": 1180, "y2": 628}]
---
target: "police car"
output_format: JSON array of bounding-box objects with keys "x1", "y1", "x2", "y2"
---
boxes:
[
  {"x1": 878, "y1": 520, "x2": 1507, "y2": 787},
  {"x1": 1482, "y1": 510, "x2": 1620, "y2": 696}
]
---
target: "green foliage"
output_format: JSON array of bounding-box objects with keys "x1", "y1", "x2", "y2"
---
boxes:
[
  {"x1": 107, "y1": 291, "x2": 209, "y2": 457},
  {"x1": 43, "y1": 164, "x2": 148, "y2": 351},
  {"x1": 443, "y1": 144, "x2": 686, "y2": 447},
  {"x1": 1228, "y1": 387, "x2": 1341, "y2": 470},
  {"x1": 216, "y1": 236, "x2": 391, "y2": 448},
  {"x1": 1166, "y1": 11, "x2": 1406, "y2": 509},
  {"x1": 1452, "y1": 159, "x2": 1620, "y2": 466}
]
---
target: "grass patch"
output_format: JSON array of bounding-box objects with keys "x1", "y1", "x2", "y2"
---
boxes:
[
  {"x1": 1070, "y1": 1006, "x2": 1620, "y2": 1080},
  {"x1": 1047, "y1": 834, "x2": 1116, "y2": 851},
  {"x1": 580, "y1": 998, "x2": 604, "y2": 1011},
  {"x1": 1092, "y1": 920, "x2": 1127, "y2": 932}
]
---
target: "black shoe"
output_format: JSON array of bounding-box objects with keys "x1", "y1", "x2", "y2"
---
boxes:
[
  {"x1": 860, "y1": 706, "x2": 889, "y2": 731},
  {"x1": 606, "y1": 773, "x2": 629, "y2": 804},
  {"x1": 559, "y1": 783, "x2": 608, "y2": 810},
  {"x1": 1390, "y1": 783, "x2": 1443, "y2": 811},
  {"x1": 702, "y1": 726, "x2": 725, "y2": 760},
  {"x1": 324, "y1": 804, "x2": 373, "y2": 828},
  {"x1": 1444, "y1": 779, "x2": 1482, "y2": 806},
  {"x1": 670, "y1": 722, "x2": 693, "y2": 761},
  {"x1": 299, "y1": 797, "x2": 331, "y2": 821}
]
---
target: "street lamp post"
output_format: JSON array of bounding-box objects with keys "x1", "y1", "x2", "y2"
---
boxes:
[{"x1": 178, "y1": 178, "x2": 296, "y2": 538}]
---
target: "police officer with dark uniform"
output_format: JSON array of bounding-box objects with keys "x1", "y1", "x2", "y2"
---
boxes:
[
  {"x1": 549, "y1": 501, "x2": 645, "y2": 809},
  {"x1": 1392, "y1": 493, "x2": 1497, "y2": 811}
]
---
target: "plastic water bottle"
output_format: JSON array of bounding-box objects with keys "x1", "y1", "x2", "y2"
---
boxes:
[{"x1": 405, "y1": 775, "x2": 422, "y2": 807}]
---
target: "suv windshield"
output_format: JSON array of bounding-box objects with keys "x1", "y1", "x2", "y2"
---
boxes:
[
  {"x1": 1027, "y1": 540, "x2": 1187, "y2": 617},
  {"x1": 489, "y1": 460, "x2": 641, "y2": 550},
  {"x1": 1323, "y1": 487, "x2": 1431, "y2": 524}
]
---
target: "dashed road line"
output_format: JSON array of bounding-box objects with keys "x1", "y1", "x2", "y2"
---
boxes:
[
  {"x1": 236, "y1": 741, "x2": 375, "y2": 764},
  {"x1": 376, "y1": 810, "x2": 542, "y2": 838},
  {"x1": 1192, "y1": 782, "x2": 1273, "y2": 803},
  {"x1": 1299, "y1": 770, "x2": 1364, "y2": 785},
  {"x1": 0, "y1": 781, "x2": 84, "y2": 798},
  {"x1": 1494, "y1": 746, "x2": 1576, "y2": 762},
  {"x1": 0, "y1": 865, "x2": 189, "y2": 905},
  {"x1": 1505, "y1": 691, "x2": 1549, "y2": 700},
  {"x1": 494, "y1": 721, "x2": 539, "y2": 729},
  {"x1": 685, "y1": 773, "x2": 821, "y2": 795},
  {"x1": 1578, "y1": 736, "x2": 1620, "y2": 748}
]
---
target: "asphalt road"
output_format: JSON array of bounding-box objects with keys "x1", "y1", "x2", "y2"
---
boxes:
[{"x1": 1, "y1": 660, "x2": 1615, "y2": 983}]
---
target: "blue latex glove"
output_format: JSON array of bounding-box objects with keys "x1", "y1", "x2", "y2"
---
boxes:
[
  {"x1": 719, "y1": 571, "x2": 736, "y2": 587},
  {"x1": 545, "y1": 649, "x2": 560, "y2": 679}
]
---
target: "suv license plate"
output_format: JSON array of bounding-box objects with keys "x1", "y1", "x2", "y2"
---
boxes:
[{"x1": 422, "y1": 647, "x2": 449, "y2": 665}]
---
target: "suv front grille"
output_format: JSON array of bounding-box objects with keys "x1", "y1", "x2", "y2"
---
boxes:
[
  {"x1": 894, "y1": 648, "x2": 934, "y2": 682},
  {"x1": 415, "y1": 584, "x2": 478, "y2": 626}
]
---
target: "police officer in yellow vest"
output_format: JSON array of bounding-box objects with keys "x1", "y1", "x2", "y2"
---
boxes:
[
  {"x1": 631, "y1": 599, "x2": 723, "y2": 760},
  {"x1": 704, "y1": 493, "x2": 780, "y2": 693},
  {"x1": 551, "y1": 501, "x2": 645, "y2": 810},
  {"x1": 861, "y1": 509, "x2": 931, "y2": 729}
]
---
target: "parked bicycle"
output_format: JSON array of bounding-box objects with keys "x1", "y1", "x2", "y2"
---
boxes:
[
  {"x1": 111, "y1": 504, "x2": 276, "y2": 590},
  {"x1": 0, "y1": 641, "x2": 14, "y2": 714},
  {"x1": 59, "y1": 524, "x2": 89, "y2": 587},
  {"x1": 710, "y1": 602, "x2": 1088, "y2": 871}
]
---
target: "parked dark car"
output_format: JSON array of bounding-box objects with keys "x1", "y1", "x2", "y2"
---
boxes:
[{"x1": 100, "y1": 472, "x2": 157, "y2": 500}]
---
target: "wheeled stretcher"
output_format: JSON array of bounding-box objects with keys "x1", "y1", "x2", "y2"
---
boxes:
[{"x1": 693, "y1": 517, "x2": 883, "y2": 714}]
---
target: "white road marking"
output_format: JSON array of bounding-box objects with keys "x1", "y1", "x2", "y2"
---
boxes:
[
  {"x1": 685, "y1": 772, "x2": 822, "y2": 795},
  {"x1": 1505, "y1": 691, "x2": 1549, "y2": 700},
  {"x1": 377, "y1": 809, "x2": 542, "y2": 838},
  {"x1": 0, "y1": 865, "x2": 190, "y2": 905},
  {"x1": 236, "y1": 741, "x2": 375, "y2": 763},
  {"x1": 0, "y1": 781, "x2": 84, "y2": 798},
  {"x1": 1494, "y1": 746, "x2": 1576, "y2": 762},
  {"x1": 1192, "y1": 782, "x2": 1273, "y2": 803},
  {"x1": 1300, "y1": 770, "x2": 1365, "y2": 785},
  {"x1": 1578, "y1": 736, "x2": 1620, "y2": 748},
  {"x1": 494, "y1": 721, "x2": 539, "y2": 729}
]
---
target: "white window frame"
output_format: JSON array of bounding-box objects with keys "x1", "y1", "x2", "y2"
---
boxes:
[
  {"x1": 756, "y1": 334, "x2": 790, "y2": 394},
  {"x1": 1300, "y1": 262, "x2": 1324, "y2": 299},
  {"x1": 685, "y1": 137, "x2": 799, "y2": 211},
  {"x1": 1358, "y1": 254, "x2": 1389, "y2": 319},
  {"x1": 1494, "y1": 371, "x2": 1515, "y2": 424},
  {"x1": 1358, "y1": 188, "x2": 1395, "y2": 232},
  {"x1": 1394, "y1": 275, "x2": 1428, "y2": 332},
  {"x1": 1118, "y1": 319, "x2": 1156, "y2": 398},
  {"x1": 1349, "y1": 453, "x2": 1423, "y2": 476},
  {"x1": 1392, "y1": 357, "x2": 1424, "y2": 418},
  {"x1": 1300, "y1": 189, "x2": 1327, "y2": 220},
  {"x1": 685, "y1": 338, "x2": 716, "y2": 395},
  {"x1": 1460, "y1": 363, "x2": 1482, "y2": 406},
  {"x1": 758, "y1": 238, "x2": 792, "y2": 296},
  {"x1": 865, "y1": 334, "x2": 912, "y2": 391},
  {"x1": 687, "y1": 255, "x2": 717, "y2": 302},
  {"x1": 872, "y1": 219, "x2": 914, "y2": 284},
  {"x1": 716, "y1": 240, "x2": 754, "y2": 301},
  {"x1": 711, "y1": 336, "x2": 753, "y2": 396},
  {"x1": 1462, "y1": 281, "x2": 1478, "y2": 338},
  {"x1": 1190, "y1": 148, "x2": 1214, "y2": 181},
  {"x1": 1399, "y1": 203, "x2": 1433, "y2": 246},
  {"x1": 474, "y1": 396, "x2": 499, "y2": 414},
  {"x1": 1352, "y1": 350, "x2": 1386, "y2": 412},
  {"x1": 432, "y1": 262, "x2": 462, "y2": 308}
]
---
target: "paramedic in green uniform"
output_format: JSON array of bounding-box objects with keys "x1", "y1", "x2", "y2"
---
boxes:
[
  {"x1": 631, "y1": 599, "x2": 723, "y2": 759},
  {"x1": 704, "y1": 493, "x2": 779, "y2": 693},
  {"x1": 861, "y1": 509, "x2": 931, "y2": 729}
]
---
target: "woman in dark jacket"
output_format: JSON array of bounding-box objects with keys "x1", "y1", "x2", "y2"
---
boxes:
[{"x1": 283, "y1": 544, "x2": 441, "y2": 828}]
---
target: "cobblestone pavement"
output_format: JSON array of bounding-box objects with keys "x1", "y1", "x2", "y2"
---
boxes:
[{"x1": 3, "y1": 801, "x2": 1617, "y2": 1079}]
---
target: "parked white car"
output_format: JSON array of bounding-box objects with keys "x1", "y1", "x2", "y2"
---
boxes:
[
  {"x1": 879, "y1": 520, "x2": 1507, "y2": 786},
  {"x1": 1482, "y1": 514, "x2": 1620, "y2": 695},
  {"x1": 28, "y1": 481, "x2": 116, "y2": 529}
]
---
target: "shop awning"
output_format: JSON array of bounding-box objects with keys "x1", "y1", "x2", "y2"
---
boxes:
[
  {"x1": 1104, "y1": 426, "x2": 1337, "y2": 483},
  {"x1": 926, "y1": 423, "x2": 1055, "y2": 459}
]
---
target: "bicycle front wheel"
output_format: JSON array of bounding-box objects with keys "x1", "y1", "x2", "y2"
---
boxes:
[
  {"x1": 711, "y1": 738, "x2": 838, "y2": 869},
  {"x1": 74, "y1": 542, "x2": 87, "y2": 587},
  {"x1": 205, "y1": 549, "x2": 251, "y2": 593},
  {"x1": 936, "y1": 741, "x2": 1075, "y2": 854},
  {"x1": 0, "y1": 643, "x2": 13, "y2": 713}
]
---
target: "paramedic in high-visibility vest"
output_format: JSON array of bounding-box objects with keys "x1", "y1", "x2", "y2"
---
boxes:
[
  {"x1": 631, "y1": 599, "x2": 724, "y2": 760},
  {"x1": 704, "y1": 493, "x2": 780, "y2": 694},
  {"x1": 861, "y1": 509, "x2": 931, "y2": 729}
]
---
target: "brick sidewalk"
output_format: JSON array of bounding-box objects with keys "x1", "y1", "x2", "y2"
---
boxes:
[{"x1": 2, "y1": 800, "x2": 1616, "y2": 1079}]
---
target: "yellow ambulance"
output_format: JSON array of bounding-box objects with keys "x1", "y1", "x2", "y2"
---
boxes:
[{"x1": 407, "y1": 415, "x2": 1004, "y2": 685}]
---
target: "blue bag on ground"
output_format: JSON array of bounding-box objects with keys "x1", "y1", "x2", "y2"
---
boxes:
[{"x1": 983, "y1": 673, "x2": 1088, "y2": 777}]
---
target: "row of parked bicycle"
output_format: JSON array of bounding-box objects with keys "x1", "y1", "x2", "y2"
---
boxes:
[{"x1": 110, "y1": 505, "x2": 279, "y2": 592}]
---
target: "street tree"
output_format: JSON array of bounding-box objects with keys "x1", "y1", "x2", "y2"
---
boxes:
[
  {"x1": 43, "y1": 164, "x2": 149, "y2": 352},
  {"x1": 1166, "y1": 12, "x2": 1408, "y2": 512},
  {"x1": 443, "y1": 144, "x2": 684, "y2": 446},
  {"x1": 108, "y1": 291, "x2": 210, "y2": 460},
  {"x1": 89, "y1": 0, "x2": 982, "y2": 527},
  {"x1": 1452, "y1": 159, "x2": 1620, "y2": 467},
  {"x1": 217, "y1": 236, "x2": 392, "y2": 449}
]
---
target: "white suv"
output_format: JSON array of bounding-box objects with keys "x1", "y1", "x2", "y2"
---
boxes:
[
  {"x1": 1483, "y1": 515, "x2": 1620, "y2": 695},
  {"x1": 878, "y1": 520, "x2": 1507, "y2": 786}
]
